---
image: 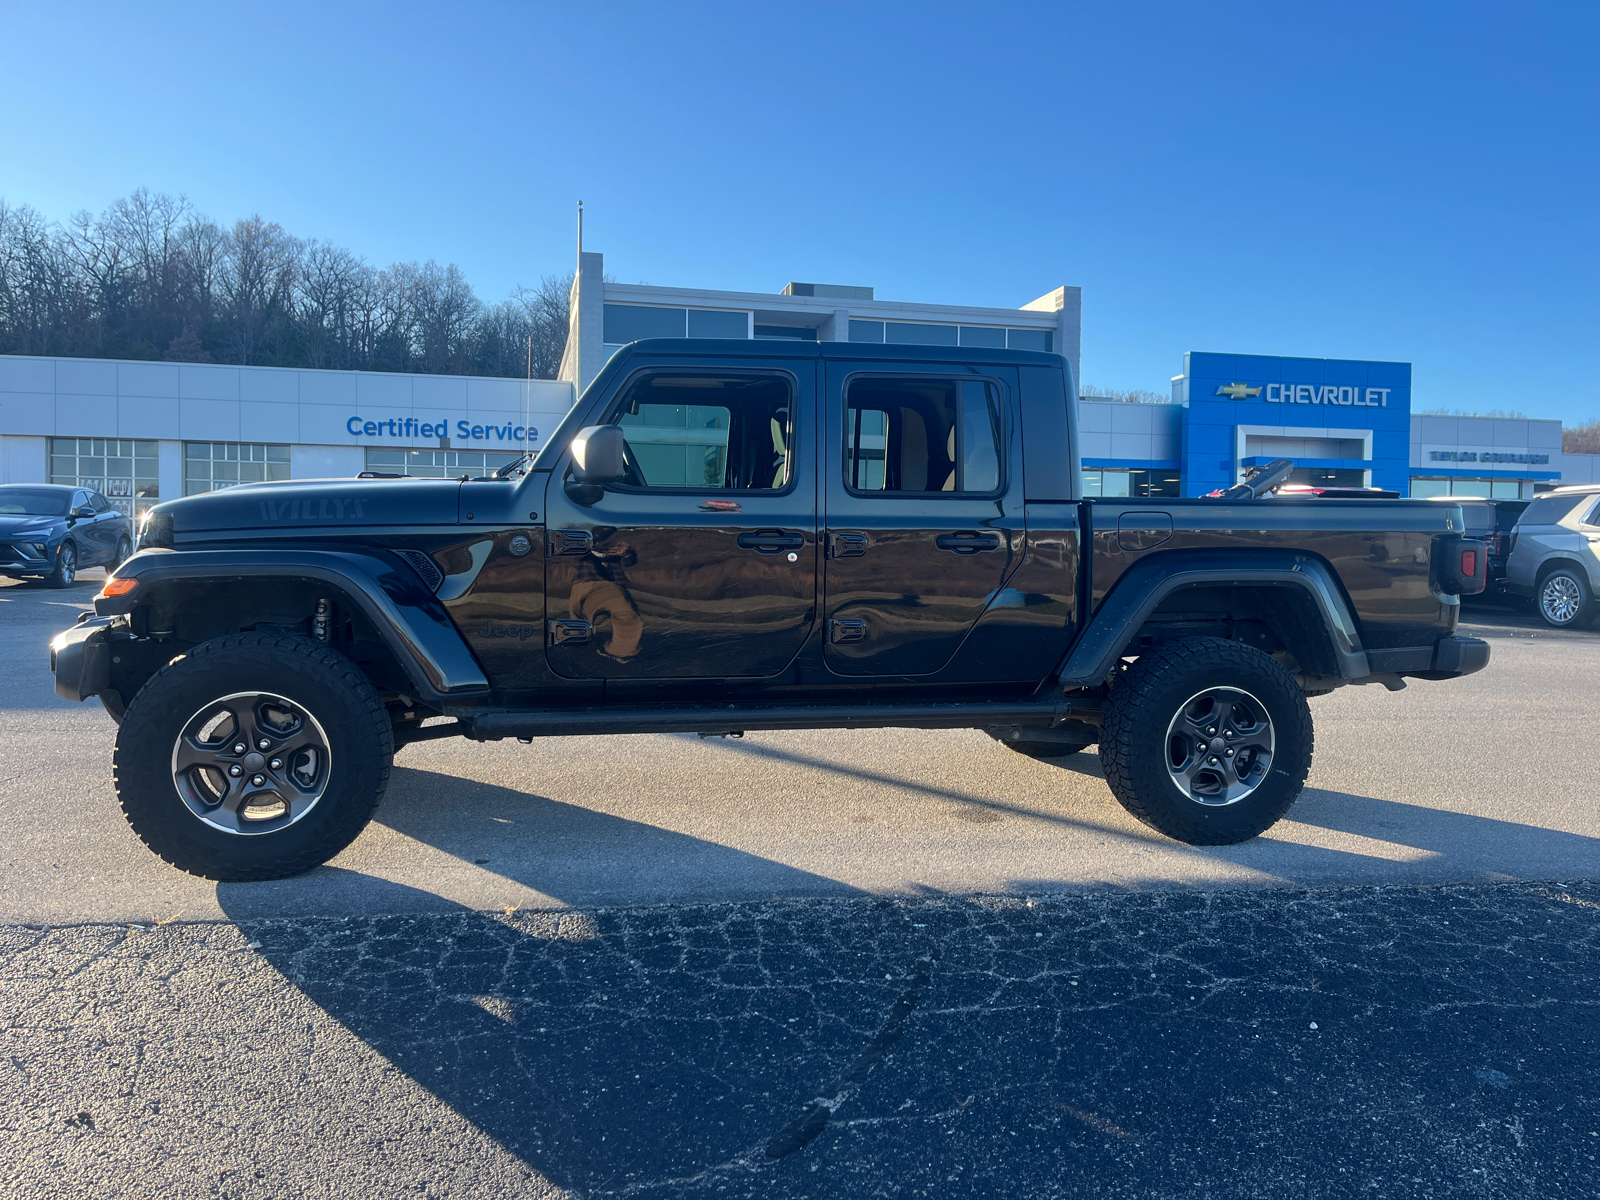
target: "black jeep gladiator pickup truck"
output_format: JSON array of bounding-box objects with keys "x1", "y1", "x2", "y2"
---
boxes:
[{"x1": 50, "y1": 339, "x2": 1490, "y2": 880}]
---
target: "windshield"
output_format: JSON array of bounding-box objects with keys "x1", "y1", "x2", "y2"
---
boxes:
[{"x1": 0, "y1": 490, "x2": 69, "y2": 517}]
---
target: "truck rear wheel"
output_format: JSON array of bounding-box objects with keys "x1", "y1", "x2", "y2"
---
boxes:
[
  {"x1": 1099, "y1": 637, "x2": 1312, "y2": 845},
  {"x1": 114, "y1": 633, "x2": 393, "y2": 881}
]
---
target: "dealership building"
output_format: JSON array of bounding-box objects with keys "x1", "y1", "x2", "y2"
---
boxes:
[{"x1": 1, "y1": 249, "x2": 1595, "y2": 513}]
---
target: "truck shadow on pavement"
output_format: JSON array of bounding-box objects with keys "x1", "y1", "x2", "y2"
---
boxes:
[
  {"x1": 702, "y1": 736, "x2": 1600, "y2": 890},
  {"x1": 211, "y1": 758, "x2": 1600, "y2": 1196}
]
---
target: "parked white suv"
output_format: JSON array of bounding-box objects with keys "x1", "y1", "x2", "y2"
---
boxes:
[{"x1": 1506, "y1": 485, "x2": 1600, "y2": 628}]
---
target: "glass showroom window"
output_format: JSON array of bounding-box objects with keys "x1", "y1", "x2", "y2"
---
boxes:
[
  {"x1": 363, "y1": 449, "x2": 522, "y2": 479},
  {"x1": 1409, "y1": 477, "x2": 1531, "y2": 499},
  {"x1": 184, "y1": 443, "x2": 290, "y2": 495},
  {"x1": 848, "y1": 320, "x2": 1052, "y2": 352},
  {"x1": 1081, "y1": 468, "x2": 1180, "y2": 498},
  {"x1": 49, "y1": 438, "x2": 159, "y2": 517},
  {"x1": 601, "y1": 304, "x2": 751, "y2": 365}
]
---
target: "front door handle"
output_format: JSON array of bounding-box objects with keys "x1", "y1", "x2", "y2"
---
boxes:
[
  {"x1": 828, "y1": 531, "x2": 868, "y2": 559},
  {"x1": 936, "y1": 531, "x2": 1001, "y2": 554},
  {"x1": 737, "y1": 530, "x2": 805, "y2": 554}
]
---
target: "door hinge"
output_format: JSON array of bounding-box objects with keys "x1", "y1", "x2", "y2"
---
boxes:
[
  {"x1": 828, "y1": 617, "x2": 867, "y2": 644},
  {"x1": 548, "y1": 529, "x2": 593, "y2": 556},
  {"x1": 547, "y1": 619, "x2": 593, "y2": 645},
  {"x1": 827, "y1": 531, "x2": 868, "y2": 559}
]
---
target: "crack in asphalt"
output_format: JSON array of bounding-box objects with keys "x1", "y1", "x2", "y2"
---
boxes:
[{"x1": 762, "y1": 952, "x2": 938, "y2": 1160}]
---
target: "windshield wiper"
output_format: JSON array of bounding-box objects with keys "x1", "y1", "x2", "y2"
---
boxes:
[{"x1": 491, "y1": 452, "x2": 535, "y2": 481}]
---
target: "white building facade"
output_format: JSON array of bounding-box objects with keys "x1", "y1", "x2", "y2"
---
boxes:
[
  {"x1": 4, "y1": 251, "x2": 1595, "y2": 510},
  {"x1": 0, "y1": 355, "x2": 572, "y2": 517},
  {"x1": 558, "y1": 250, "x2": 1082, "y2": 395}
]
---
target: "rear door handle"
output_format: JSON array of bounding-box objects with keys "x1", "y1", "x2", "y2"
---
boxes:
[
  {"x1": 827, "y1": 531, "x2": 868, "y2": 558},
  {"x1": 936, "y1": 531, "x2": 1000, "y2": 554},
  {"x1": 737, "y1": 530, "x2": 805, "y2": 554},
  {"x1": 829, "y1": 618, "x2": 867, "y2": 644}
]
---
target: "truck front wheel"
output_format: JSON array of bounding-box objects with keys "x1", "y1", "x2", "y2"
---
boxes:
[
  {"x1": 1099, "y1": 637, "x2": 1312, "y2": 845},
  {"x1": 114, "y1": 633, "x2": 394, "y2": 881}
]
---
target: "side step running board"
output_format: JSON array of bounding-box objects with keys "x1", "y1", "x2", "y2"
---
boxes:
[{"x1": 468, "y1": 699, "x2": 1076, "y2": 742}]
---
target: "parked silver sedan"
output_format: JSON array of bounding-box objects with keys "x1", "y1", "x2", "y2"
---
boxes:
[{"x1": 1506, "y1": 485, "x2": 1600, "y2": 628}]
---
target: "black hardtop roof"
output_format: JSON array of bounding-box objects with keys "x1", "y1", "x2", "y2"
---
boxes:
[{"x1": 616, "y1": 337, "x2": 1068, "y2": 368}]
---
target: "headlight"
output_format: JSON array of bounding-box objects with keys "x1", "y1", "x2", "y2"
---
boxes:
[{"x1": 138, "y1": 509, "x2": 174, "y2": 550}]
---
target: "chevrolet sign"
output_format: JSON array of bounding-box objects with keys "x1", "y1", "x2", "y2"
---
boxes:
[{"x1": 1216, "y1": 382, "x2": 1261, "y2": 400}]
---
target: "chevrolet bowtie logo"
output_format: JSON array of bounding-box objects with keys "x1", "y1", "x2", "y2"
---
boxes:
[{"x1": 1216, "y1": 382, "x2": 1262, "y2": 400}]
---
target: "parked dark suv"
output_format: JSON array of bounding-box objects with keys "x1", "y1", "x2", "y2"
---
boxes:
[
  {"x1": 0, "y1": 484, "x2": 133, "y2": 587},
  {"x1": 1450, "y1": 497, "x2": 1529, "y2": 601}
]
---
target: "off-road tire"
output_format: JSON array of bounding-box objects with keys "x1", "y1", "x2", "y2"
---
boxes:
[
  {"x1": 114, "y1": 633, "x2": 393, "y2": 881},
  {"x1": 1099, "y1": 636, "x2": 1312, "y2": 845},
  {"x1": 47, "y1": 541, "x2": 76, "y2": 588},
  {"x1": 1535, "y1": 565, "x2": 1596, "y2": 629}
]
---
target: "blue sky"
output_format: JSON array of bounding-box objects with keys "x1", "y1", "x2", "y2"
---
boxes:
[{"x1": 2, "y1": 1, "x2": 1594, "y2": 419}]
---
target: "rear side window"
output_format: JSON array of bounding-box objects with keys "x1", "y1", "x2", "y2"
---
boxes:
[
  {"x1": 1583, "y1": 498, "x2": 1600, "y2": 527},
  {"x1": 606, "y1": 372, "x2": 793, "y2": 490},
  {"x1": 845, "y1": 377, "x2": 1003, "y2": 495},
  {"x1": 1519, "y1": 494, "x2": 1591, "y2": 526}
]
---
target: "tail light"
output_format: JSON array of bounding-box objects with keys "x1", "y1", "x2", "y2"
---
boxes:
[
  {"x1": 1481, "y1": 532, "x2": 1502, "y2": 556},
  {"x1": 1432, "y1": 534, "x2": 1487, "y2": 596}
]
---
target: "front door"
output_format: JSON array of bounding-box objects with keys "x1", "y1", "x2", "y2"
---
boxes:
[
  {"x1": 544, "y1": 361, "x2": 817, "y2": 679},
  {"x1": 822, "y1": 364, "x2": 1024, "y2": 676}
]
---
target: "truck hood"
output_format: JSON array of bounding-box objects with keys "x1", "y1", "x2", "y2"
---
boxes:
[{"x1": 155, "y1": 477, "x2": 464, "y2": 540}]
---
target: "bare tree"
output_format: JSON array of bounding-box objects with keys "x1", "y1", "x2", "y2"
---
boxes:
[
  {"x1": 1564, "y1": 419, "x2": 1600, "y2": 455},
  {"x1": 1081, "y1": 384, "x2": 1169, "y2": 404},
  {"x1": 0, "y1": 189, "x2": 572, "y2": 377}
]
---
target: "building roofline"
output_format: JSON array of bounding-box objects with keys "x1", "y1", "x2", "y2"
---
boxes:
[{"x1": 600, "y1": 282, "x2": 1067, "y2": 326}]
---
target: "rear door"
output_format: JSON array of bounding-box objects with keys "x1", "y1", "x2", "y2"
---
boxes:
[
  {"x1": 543, "y1": 360, "x2": 817, "y2": 679},
  {"x1": 821, "y1": 363, "x2": 1024, "y2": 676}
]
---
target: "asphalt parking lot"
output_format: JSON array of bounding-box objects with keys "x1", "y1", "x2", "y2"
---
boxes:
[{"x1": 3, "y1": 574, "x2": 1598, "y2": 1197}]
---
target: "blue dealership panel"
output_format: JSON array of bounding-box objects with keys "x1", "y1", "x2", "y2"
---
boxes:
[{"x1": 1179, "y1": 352, "x2": 1411, "y2": 496}]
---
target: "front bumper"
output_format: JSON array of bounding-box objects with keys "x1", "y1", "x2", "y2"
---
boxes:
[
  {"x1": 49, "y1": 616, "x2": 114, "y2": 702},
  {"x1": 0, "y1": 542, "x2": 55, "y2": 574}
]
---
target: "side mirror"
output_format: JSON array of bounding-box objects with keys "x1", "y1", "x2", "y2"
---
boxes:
[
  {"x1": 71, "y1": 505, "x2": 95, "y2": 519},
  {"x1": 570, "y1": 425, "x2": 627, "y2": 484}
]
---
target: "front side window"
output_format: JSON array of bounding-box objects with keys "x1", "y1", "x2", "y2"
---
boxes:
[
  {"x1": 605, "y1": 373, "x2": 794, "y2": 491},
  {"x1": 845, "y1": 377, "x2": 1003, "y2": 495}
]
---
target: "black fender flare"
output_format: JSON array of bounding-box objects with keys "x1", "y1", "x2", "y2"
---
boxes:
[
  {"x1": 1058, "y1": 549, "x2": 1369, "y2": 689},
  {"x1": 93, "y1": 548, "x2": 489, "y2": 701}
]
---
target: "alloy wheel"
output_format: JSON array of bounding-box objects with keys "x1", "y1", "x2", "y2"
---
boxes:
[
  {"x1": 169, "y1": 692, "x2": 333, "y2": 835},
  {"x1": 58, "y1": 544, "x2": 75, "y2": 584},
  {"x1": 1164, "y1": 686, "x2": 1275, "y2": 806},
  {"x1": 1540, "y1": 574, "x2": 1582, "y2": 625}
]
